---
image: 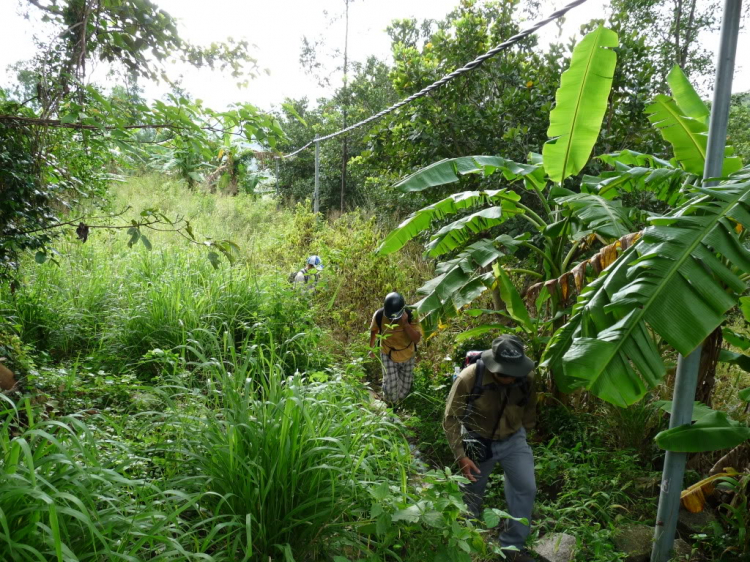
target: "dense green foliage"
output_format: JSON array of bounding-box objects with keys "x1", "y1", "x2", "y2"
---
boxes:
[
  {"x1": 3, "y1": 0, "x2": 750, "y2": 560},
  {"x1": 0, "y1": 179, "x2": 505, "y2": 561},
  {"x1": 0, "y1": 0, "x2": 285, "y2": 281},
  {"x1": 272, "y1": 0, "x2": 750, "y2": 218}
]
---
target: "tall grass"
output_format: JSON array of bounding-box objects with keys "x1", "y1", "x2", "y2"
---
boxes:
[
  {"x1": 0, "y1": 395, "x2": 191, "y2": 561},
  {"x1": 0, "y1": 232, "x2": 326, "y2": 375},
  {"x1": 1, "y1": 174, "x2": 428, "y2": 373},
  {"x1": 0, "y1": 334, "x2": 421, "y2": 560},
  {"x1": 151, "y1": 332, "x2": 411, "y2": 559},
  {"x1": 0, "y1": 175, "x2": 486, "y2": 561}
]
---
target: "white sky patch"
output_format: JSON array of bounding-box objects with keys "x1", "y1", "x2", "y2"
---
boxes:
[{"x1": 0, "y1": 0, "x2": 747, "y2": 112}]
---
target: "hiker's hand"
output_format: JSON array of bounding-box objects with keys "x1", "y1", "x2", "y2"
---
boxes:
[
  {"x1": 398, "y1": 314, "x2": 409, "y2": 327},
  {"x1": 458, "y1": 457, "x2": 481, "y2": 482}
]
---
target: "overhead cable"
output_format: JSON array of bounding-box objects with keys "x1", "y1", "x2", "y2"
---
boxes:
[{"x1": 279, "y1": 0, "x2": 589, "y2": 159}]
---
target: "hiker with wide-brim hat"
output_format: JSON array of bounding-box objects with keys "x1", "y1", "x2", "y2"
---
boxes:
[
  {"x1": 369, "y1": 292, "x2": 422, "y2": 404},
  {"x1": 443, "y1": 334, "x2": 537, "y2": 562}
]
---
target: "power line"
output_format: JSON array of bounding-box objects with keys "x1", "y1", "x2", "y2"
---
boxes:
[{"x1": 279, "y1": 0, "x2": 589, "y2": 159}]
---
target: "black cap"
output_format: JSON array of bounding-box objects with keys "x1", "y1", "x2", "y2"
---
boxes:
[{"x1": 480, "y1": 335, "x2": 534, "y2": 378}]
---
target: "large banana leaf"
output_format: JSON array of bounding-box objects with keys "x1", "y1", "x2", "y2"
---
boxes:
[
  {"x1": 493, "y1": 264, "x2": 533, "y2": 331},
  {"x1": 417, "y1": 239, "x2": 504, "y2": 316},
  {"x1": 718, "y1": 349, "x2": 750, "y2": 372},
  {"x1": 654, "y1": 400, "x2": 716, "y2": 422},
  {"x1": 542, "y1": 26, "x2": 618, "y2": 183},
  {"x1": 555, "y1": 193, "x2": 634, "y2": 240},
  {"x1": 542, "y1": 169, "x2": 750, "y2": 407},
  {"x1": 417, "y1": 274, "x2": 495, "y2": 336},
  {"x1": 414, "y1": 238, "x2": 506, "y2": 335},
  {"x1": 377, "y1": 189, "x2": 521, "y2": 255},
  {"x1": 646, "y1": 94, "x2": 742, "y2": 176},
  {"x1": 598, "y1": 149, "x2": 674, "y2": 169},
  {"x1": 582, "y1": 151, "x2": 694, "y2": 206},
  {"x1": 655, "y1": 411, "x2": 750, "y2": 452},
  {"x1": 667, "y1": 65, "x2": 710, "y2": 124},
  {"x1": 395, "y1": 156, "x2": 545, "y2": 193},
  {"x1": 425, "y1": 202, "x2": 521, "y2": 258}
]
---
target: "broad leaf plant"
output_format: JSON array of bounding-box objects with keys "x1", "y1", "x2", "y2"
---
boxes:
[{"x1": 378, "y1": 25, "x2": 750, "y2": 453}]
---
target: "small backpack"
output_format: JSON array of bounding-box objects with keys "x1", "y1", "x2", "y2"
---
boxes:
[
  {"x1": 461, "y1": 350, "x2": 530, "y2": 413},
  {"x1": 373, "y1": 307, "x2": 417, "y2": 359},
  {"x1": 462, "y1": 354, "x2": 487, "y2": 421},
  {"x1": 288, "y1": 269, "x2": 318, "y2": 285}
]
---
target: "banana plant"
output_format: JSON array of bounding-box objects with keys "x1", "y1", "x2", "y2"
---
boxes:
[
  {"x1": 542, "y1": 166, "x2": 750, "y2": 414},
  {"x1": 379, "y1": 27, "x2": 651, "y2": 337},
  {"x1": 378, "y1": 26, "x2": 626, "y2": 341},
  {"x1": 646, "y1": 66, "x2": 742, "y2": 177},
  {"x1": 541, "y1": 75, "x2": 750, "y2": 447}
]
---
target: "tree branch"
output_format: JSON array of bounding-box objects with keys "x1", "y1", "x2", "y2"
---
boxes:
[
  {"x1": 0, "y1": 115, "x2": 250, "y2": 139},
  {"x1": 26, "y1": 0, "x2": 63, "y2": 16},
  {"x1": 0, "y1": 114, "x2": 176, "y2": 130}
]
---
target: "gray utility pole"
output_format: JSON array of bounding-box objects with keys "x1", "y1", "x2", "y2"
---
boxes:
[
  {"x1": 650, "y1": 1, "x2": 742, "y2": 561},
  {"x1": 340, "y1": 0, "x2": 351, "y2": 213},
  {"x1": 314, "y1": 135, "x2": 320, "y2": 214},
  {"x1": 275, "y1": 158, "x2": 280, "y2": 197}
]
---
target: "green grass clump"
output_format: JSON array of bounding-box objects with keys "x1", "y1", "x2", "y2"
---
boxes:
[
  {"x1": 0, "y1": 396, "x2": 188, "y2": 561},
  {"x1": 155, "y1": 334, "x2": 412, "y2": 558},
  {"x1": 1, "y1": 334, "x2": 492, "y2": 561}
]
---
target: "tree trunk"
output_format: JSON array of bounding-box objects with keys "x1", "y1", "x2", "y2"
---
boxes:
[
  {"x1": 673, "y1": 0, "x2": 683, "y2": 69},
  {"x1": 680, "y1": 0, "x2": 698, "y2": 69},
  {"x1": 695, "y1": 326, "x2": 722, "y2": 407}
]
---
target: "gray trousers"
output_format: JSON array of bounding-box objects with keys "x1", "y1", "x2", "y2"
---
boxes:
[{"x1": 462, "y1": 427, "x2": 536, "y2": 549}]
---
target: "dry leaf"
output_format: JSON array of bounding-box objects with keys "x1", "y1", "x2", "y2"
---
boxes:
[
  {"x1": 560, "y1": 273, "x2": 571, "y2": 301},
  {"x1": 572, "y1": 262, "x2": 587, "y2": 291}
]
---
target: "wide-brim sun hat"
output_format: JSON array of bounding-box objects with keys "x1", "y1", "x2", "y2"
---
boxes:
[{"x1": 480, "y1": 334, "x2": 535, "y2": 378}]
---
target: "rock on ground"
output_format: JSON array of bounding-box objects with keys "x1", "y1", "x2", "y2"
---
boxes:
[
  {"x1": 532, "y1": 532, "x2": 576, "y2": 562},
  {"x1": 678, "y1": 508, "x2": 717, "y2": 536},
  {"x1": 613, "y1": 524, "x2": 653, "y2": 562},
  {"x1": 671, "y1": 538, "x2": 698, "y2": 560}
]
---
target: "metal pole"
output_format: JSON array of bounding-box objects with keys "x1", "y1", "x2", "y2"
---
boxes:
[
  {"x1": 313, "y1": 135, "x2": 320, "y2": 214},
  {"x1": 651, "y1": 347, "x2": 702, "y2": 562},
  {"x1": 704, "y1": 0, "x2": 742, "y2": 184},
  {"x1": 651, "y1": 2, "x2": 741, "y2": 560}
]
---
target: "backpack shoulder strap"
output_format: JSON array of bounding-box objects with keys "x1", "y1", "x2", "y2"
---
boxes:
[
  {"x1": 375, "y1": 308, "x2": 384, "y2": 333},
  {"x1": 466, "y1": 359, "x2": 485, "y2": 406}
]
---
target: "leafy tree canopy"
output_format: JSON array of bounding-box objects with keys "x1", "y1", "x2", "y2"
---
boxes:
[{"x1": 0, "y1": 0, "x2": 283, "y2": 280}]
